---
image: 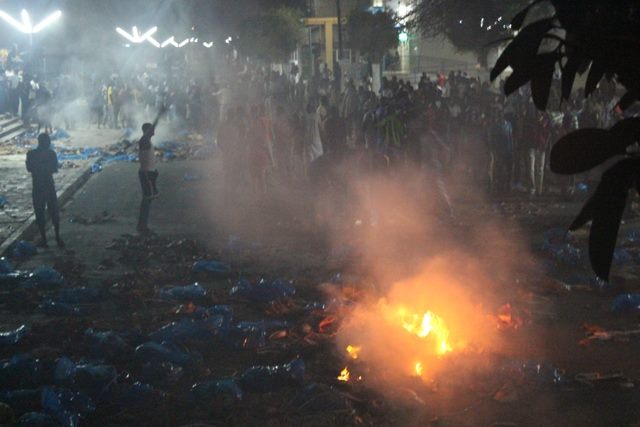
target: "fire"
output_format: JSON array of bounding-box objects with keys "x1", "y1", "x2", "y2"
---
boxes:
[
  {"x1": 393, "y1": 307, "x2": 453, "y2": 356},
  {"x1": 346, "y1": 345, "x2": 361, "y2": 359},
  {"x1": 415, "y1": 362, "x2": 424, "y2": 377},
  {"x1": 338, "y1": 367, "x2": 350, "y2": 382}
]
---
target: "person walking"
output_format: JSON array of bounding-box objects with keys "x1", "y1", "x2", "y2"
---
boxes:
[
  {"x1": 137, "y1": 107, "x2": 166, "y2": 234},
  {"x1": 26, "y1": 133, "x2": 64, "y2": 248}
]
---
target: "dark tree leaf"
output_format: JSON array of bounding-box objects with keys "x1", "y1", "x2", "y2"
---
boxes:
[
  {"x1": 510, "y1": 0, "x2": 544, "y2": 31},
  {"x1": 491, "y1": 18, "x2": 555, "y2": 81},
  {"x1": 549, "y1": 129, "x2": 616, "y2": 174},
  {"x1": 531, "y1": 54, "x2": 557, "y2": 110},
  {"x1": 562, "y1": 54, "x2": 582, "y2": 100},
  {"x1": 609, "y1": 117, "x2": 640, "y2": 150},
  {"x1": 570, "y1": 196, "x2": 597, "y2": 231},
  {"x1": 588, "y1": 159, "x2": 639, "y2": 280},
  {"x1": 617, "y1": 90, "x2": 639, "y2": 111},
  {"x1": 504, "y1": 70, "x2": 533, "y2": 95},
  {"x1": 585, "y1": 61, "x2": 606, "y2": 97}
]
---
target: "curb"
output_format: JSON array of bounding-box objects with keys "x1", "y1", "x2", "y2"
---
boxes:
[{"x1": 0, "y1": 162, "x2": 93, "y2": 256}]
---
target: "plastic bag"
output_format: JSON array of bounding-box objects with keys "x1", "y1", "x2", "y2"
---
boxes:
[
  {"x1": 149, "y1": 316, "x2": 224, "y2": 343},
  {"x1": 230, "y1": 278, "x2": 295, "y2": 303},
  {"x1": 159, "y1": 283, "x2": 207, "y2": 302},
  {"x1": 290, "y1": 383, "x2": 352, "y2": 414},
  {"x1": 90, "y1": 163, "x2": 102, "y2": 174},
  {"x1": 41, "y1": 387, "x2": 95, "y2": 427},
  {"x1": 191, "y1": 260, "x2": 231, "y2": 276},
  {"x1": 0, "y1": 257, "x2": 13, "y2": 274},
  {"x1": 134, "y1": 341, "x2": 201, "y2": 366},
  {"x1": 7, "y1": 241, "x2": 37, "y2": 260},
  {"x1": 186, "y1": 305, "x2": 234, "y2": 325},
  {"x1": 22, "y1": 267, "x2": 64, "y2": 289},
  {"x1": 17, "y1": 412, "x2": 59, "y2": 427},
  {"x1": 56, "y1": 288, "x2": 99, "y2": 304},
  {"x1": 141, "y1": 362, "x2": 184, "y2": 386},
  {"x1": 38, "y1": 300, "x2": 82, "y2": 317},
  {"x1": 84, "y1": 329, "x2": 130, "y2": 360},
  {"x1": 0, "y1": 389, "x2": 41, "y2": 415},
  {"x1": 0, "y1": 325, "x2": 28, "y2": 345},
  {"x1": 0, "y1": 354, "x2": 48, "y2": 389},
  {"x1": 190, "y1": 379, "x2": 243, "y2": 405},
  {"x1": 612, "y1": 294, "x2": 640, "y2": 313},
  {"x1": 219, "y1": 323, "x2": 266, "y2": 350},
  {"x1": 240, "y1": 358, "x2": 305, "y2": 392}
]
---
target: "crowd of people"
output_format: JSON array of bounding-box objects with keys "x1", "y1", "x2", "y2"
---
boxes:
[{"x1": 213, "y1": 63, "x2": 624, "y2": 199}]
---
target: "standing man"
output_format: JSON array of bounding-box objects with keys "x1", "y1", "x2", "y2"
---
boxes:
[
  {"x1": 137, "y1": 107, "x2": 166, "y2": 234},
  {"x1": 26, "y1": 133, "x2": 64, "y2": 248}
]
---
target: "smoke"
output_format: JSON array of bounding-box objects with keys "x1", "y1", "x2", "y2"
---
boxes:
[{"x1": 314, "y1": 155, "x2": 539, "y2": 398}]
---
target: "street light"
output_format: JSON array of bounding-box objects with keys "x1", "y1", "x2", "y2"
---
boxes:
[{"x1": 0, "y1": 9, "x2": 62, "y2": 34}]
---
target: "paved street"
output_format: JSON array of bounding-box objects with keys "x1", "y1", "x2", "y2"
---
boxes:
[
  {"x1": 0, "y1": 153, "x2": 638, "y2": 426},
  {"x1": 0, "y1": 128, "x2": 123, "y2": 249}
]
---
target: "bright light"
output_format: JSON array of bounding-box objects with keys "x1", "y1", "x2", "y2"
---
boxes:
[
  {"x1": 480, "y1": 17, "x2": 484, "y2": 28},
  {"x1": 0, "y1": 9, "x2": 62, "y2": 34},
  {"x1": 178, "y1": 38, "x2": 189, "y2": 47},
  {"x1": 32, "y1": 11, "x2": 62, "y2": 33},
  {"x1": 203, "y1": 42, "x2": 214, "y2": 48},
  {"x1": 115, "y1": 26, "x2": 157, "y2": 43},
  {"x1": 398, "y1": 31, "x2": 408, "y2": 42},
  {"x1": 161, "y1": 37, "x2": 178, "y2": 48},
  {"x1": 146, "y1": 36, "x2": 160, "y2": 48},
  {"x1": 20, "y1": 10, "x2": 31, "y2": 33}
]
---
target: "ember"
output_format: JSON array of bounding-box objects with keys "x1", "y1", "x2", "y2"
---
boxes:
[
  {"x1": 346, "y1": 344, "x2": 361, "y2": 359},
  {"x1": 338, "y1": 367, "x2": 350, "y2": 382}
]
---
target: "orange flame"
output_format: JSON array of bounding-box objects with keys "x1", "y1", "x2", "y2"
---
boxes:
[
  {"x1": 415, "y1": 362, "x2": 424, "y2": 377},
  {"x1": 338, "y1": 367, "x2": 350, "y2": 382},
  {"x1": 394, "y1": 307, "x2": 453, "y2": 355}
]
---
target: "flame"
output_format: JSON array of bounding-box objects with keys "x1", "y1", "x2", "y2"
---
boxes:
[
  {"x1": 338, "y1": 367, "x2": 350, "y2": 382},
  {"x1": 346, "y1": 345, "x2": 361, "y2": 359},
  {"x1": 396, "y1": 308, "x2": 452, "y2": 355},
  {"x1": 415, "y1": 362, "x2": 424, "y2": 377}
]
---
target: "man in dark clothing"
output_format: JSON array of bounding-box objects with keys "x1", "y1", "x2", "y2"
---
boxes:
[
  {"x1": 137, "y1": 107, "x2": 166, "y2": 234},
  {"x1": 26, "y1": 133, "x2": 64, "y2": 248}
]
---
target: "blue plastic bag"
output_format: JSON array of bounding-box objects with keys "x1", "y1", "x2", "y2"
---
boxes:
[
  {"x1": 0, "y1": 389, "x2": 41, "y2": 415},
  {"x1": 192, "y1": 260, "x2": 231, "y2": 276},
  {"x1": 41, "y1": 387, "x2": 95, "y2": 427},
  {"x1": 190, "y1": 379, "x2": 243, "y2": 405},
  {"x1": 84, "y1": 329, "x2": 130, "y2": 360},
  {"x1": 159, "y1": 282, "x2": 207, "y2": 302},
  {"x1": 17, "y1": 412, "x2": 59, "y2": 427},
  {"x1": 0, "y1": 257, "x2": 13, "y2": 274},
  {"x1": 134, "y1": 342, "x2": 201, "y2": 366},
  {"x1": 240, "y1": 359, "x2": 305, "y2": 392},
  {"x1": 0, "y1": 324, "x2": 28, "y2": 345},
  {"x1": 141, "y1": 362, "x2": 184, "y2": 386},
  {"x1": 612, "y1": 294, "x2": 640, "y2": 313},
  {"x1": 0, "y1": 354, "x2": 47, "y2": 389},
  {"x1": 38, "y1": 300, "x2": 82, "y2": 316},
  {"x1": 56, "y1": 288, "x2": 99, "y2": 304},
  {"x1": 22, "y1": 267, "x2": 64, "y2": 289},
  {"x1": 219, "y1": 323, "x2": 266, "y2": 350},
  {"x1": 230, "y1": 278, "x2": 295, "y2": 303},
  {"x1": 187, "y1": 305, "x2": 234, "y2": 325},
  {"x1": 149, "y1": 316, "x2": 225, "y2": 343},
  {"x1": 90, "y1": 163, "x2": 102, "y2": 174},
  {"x1": 8, "y1": 240, "x2": 37, "y2": 260}
]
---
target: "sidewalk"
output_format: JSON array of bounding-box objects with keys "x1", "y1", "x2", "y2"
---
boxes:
[{"x1": 0, "y1": 127, "x2": 123, "y2": 252}]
